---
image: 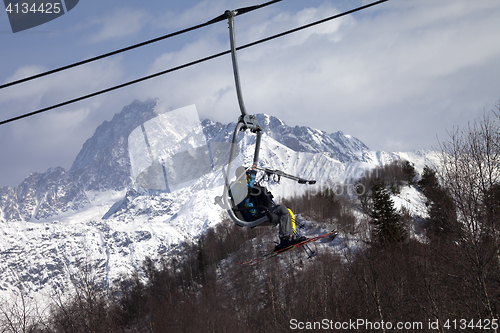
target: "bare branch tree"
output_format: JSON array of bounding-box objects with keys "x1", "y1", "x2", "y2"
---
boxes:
[
  {"x1": 0, "y1": 285, "x2": 45, "y2": 333},
  {"x1": 437, "y1": 108, "x2": 500, "y2": 326}
]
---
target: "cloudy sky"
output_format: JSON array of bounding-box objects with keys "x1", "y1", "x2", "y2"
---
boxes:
[{"x1": 1, "y1": 0, "x2": 499, "y2": 188}]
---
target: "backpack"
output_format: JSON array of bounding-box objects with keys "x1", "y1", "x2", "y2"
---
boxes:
[{"x1": 232, "y1": 185, "x2": 279, "y2": 226}]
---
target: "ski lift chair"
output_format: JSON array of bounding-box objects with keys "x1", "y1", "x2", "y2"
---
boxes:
[
  {"x1": 220, "y1": 10, "x2": 313, "y2": 228},
  {"x1": 229, "y1": 184, "x2": 280, "y2": 228}
]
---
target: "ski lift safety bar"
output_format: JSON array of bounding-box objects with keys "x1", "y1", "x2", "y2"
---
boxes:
[{"x1": 256, "y1": 167, "x2": 316, "y2": 185}]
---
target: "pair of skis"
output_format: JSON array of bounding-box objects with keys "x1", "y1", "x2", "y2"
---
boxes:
[{"x1": 238, "y1": 227, "x2": 343, "y2": 266}]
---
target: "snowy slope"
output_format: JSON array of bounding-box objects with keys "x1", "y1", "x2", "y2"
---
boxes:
[{"x1": 0, "y1": 99, "x2": 438, "y2": 300}]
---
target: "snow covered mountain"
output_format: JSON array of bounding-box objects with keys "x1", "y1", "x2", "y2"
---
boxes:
[
  {"x1": 0, "y1": 100, "x2": 158, "y2": 222},
  {"x1": 0, "y1": 99, "x2": 438, "y2": 299}
]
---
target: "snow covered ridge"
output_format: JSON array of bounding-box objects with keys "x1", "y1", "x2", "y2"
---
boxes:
[{"x1": 0, "y1": 99, "x2": 438, "y2": 298}]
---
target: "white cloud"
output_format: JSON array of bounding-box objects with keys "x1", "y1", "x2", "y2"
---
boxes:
[
  {"x1": 3, "y1": 65, "x2": 47, "y2": 84},
  {"x1": 88, "y1": 8, "x2": 149, "y2": 43},
  {"x1": 0, "y1": 57, "x2": 129, "y2": 186},
  {"x1": 133, "y1": 0, "x2": 500, "y2": 153},
  {"x1": 1, "y1": 0, "x2": 499, "y2": 187},
  {"x1": 0, "y1": 58, "x2": 124, "y2": 109}
]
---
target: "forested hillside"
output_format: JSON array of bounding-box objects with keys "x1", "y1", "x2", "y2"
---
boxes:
[{"x1": 1, "y1": 108, "x2": 499, "y2": 332}]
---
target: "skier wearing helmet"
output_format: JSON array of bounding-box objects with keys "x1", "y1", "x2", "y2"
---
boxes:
[{"x1": 231, "y1": 164, "x2": 306, "y2": 250}]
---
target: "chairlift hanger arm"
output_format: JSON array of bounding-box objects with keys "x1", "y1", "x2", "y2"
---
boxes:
[
  {"x1": 227, "y1": 10, "x2": 248, "y2": 118},
  {"x1": 222, "y1": 11, "x2": 264, "y2": 228},
  {"x1": 223, "y1": 5, "x2": 315, "y2": 228},
  {"x1": 226, "y1": 8, "x2": 262, "y2": 171}
]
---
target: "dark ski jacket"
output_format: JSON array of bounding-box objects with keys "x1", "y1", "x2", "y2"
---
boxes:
[{"x1": 232, "y1": 170, "x2": 260, "y2": 221}]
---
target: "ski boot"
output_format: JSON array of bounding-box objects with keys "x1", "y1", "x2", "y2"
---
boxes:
[{"x1": 274, "y1": 235, "x2": 307, "y2": 252}]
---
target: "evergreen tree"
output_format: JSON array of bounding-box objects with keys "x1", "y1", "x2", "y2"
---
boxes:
[
  {"x1": 417, "y1": 165, "x2": 439, "y2": 192},
  {"x1": 369, "y1": 179, "x2": 406, "y2": 244},
  {"x1": 482, "y1": 183, "x2": 500, "y2": 230},
  {"x1": 418, "y1": 166, "x2": 461, "y2": 240},
  {"x1": 402, "y1": 160, "x2": 417, "y2": 185}
]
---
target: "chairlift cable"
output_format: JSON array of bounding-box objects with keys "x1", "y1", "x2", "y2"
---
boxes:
[
  {"x1": 0, "y1": 0, "x2": 284, "y2": 91},
  {"x1": 0, "y1": 49, "x2": 230, "y2": 125},
  {"x1": 0, "y1": 0, "x2": 389, "y2": 126}
]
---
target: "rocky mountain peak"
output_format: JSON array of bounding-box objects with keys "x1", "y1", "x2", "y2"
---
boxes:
[
  {"x1": 70, "y1": 99, "x2": 159, "y2": 172},
  {"x1": 1, "y1": 99, "x2": 370, "y2": 222}
]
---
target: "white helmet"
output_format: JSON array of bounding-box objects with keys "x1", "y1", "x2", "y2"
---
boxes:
[{"x1": 235, "y1": 166, "x2": 247, "y2": 179}]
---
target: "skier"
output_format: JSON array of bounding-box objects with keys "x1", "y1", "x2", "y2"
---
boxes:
[{"x1": 231, "y1": 164, "x2": 306, "y2": 250}]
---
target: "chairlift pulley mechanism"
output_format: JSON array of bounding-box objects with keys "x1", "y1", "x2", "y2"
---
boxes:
[{"x1": 239, "y1": 114, "x2": 261, "y2": 133}]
